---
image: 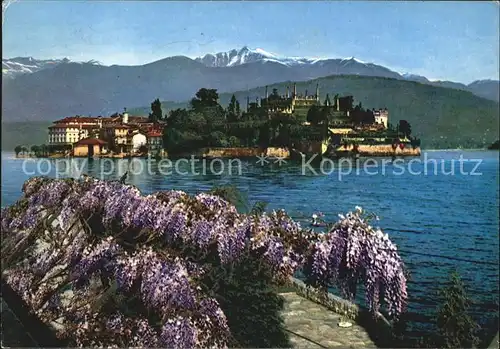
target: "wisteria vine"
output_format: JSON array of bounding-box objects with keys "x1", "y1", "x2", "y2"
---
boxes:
[{"x1": 1, "y1": 176, "x2": 408, "y2": 348}]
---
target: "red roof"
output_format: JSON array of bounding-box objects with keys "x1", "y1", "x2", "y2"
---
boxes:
[
  {"x1": 54, "y1": 116, "x2": 102, "y2": 124},
  {"x1": 49, "y1": 124, "x2": 71, "y2": 129},
  {"x1": 128, "y1": 116, "x2": 150, "y2": 123},
  {"x1": 148, "y1": 131, "x2": 163, "y2": 137},
  {"x1": 49, "y1": 124, "x2": 99, "y2": 129},
  {"x1": 75, "y1": 138, "x2": 107, "y2": 146},
  {"x1": 103, "y1": 123, "x2": 131, "y2": 129}
]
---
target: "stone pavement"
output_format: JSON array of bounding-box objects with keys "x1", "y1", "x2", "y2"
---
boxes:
[{"x1": 280, "y1": 292, "x2": 377, "y2": 348}]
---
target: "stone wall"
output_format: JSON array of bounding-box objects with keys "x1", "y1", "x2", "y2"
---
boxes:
[
  {"x1": 266, "y1": 147, "x2": 290, "y2": 158},
  {"x1": 204, "y1": 147, "x2": 264, "y2": 158},
  {"x1": 336, "y1": 144, "x2": 421, "y2": 157},
  {"x1": 288, "y1": 277, "x2": 392, "y2": 329},
  {"x1": 203, "y1": 147, "x2": 290, "y2": 158}
]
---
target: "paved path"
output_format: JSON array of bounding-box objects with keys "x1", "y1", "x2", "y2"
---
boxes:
[{"x1": 280, "y1": 292, "x2": 377, "y2": 348}]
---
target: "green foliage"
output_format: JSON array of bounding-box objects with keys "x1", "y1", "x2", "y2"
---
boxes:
[
  {"x1": 208, "y1": 185, "x2": 249, "y2": 213},
  {"x1": 423, "y1": 271, "x2": 480, "y2": 348},
  {"x1": 306, "y1": 105, "x2": 328, "y2": 125},
  {"x1": 138, "y1": 145, "x2": 148, "y2": 154},
  {"x1": 191, "y1": 88, "x2": 220, "y2": 111},
  {"x1": 149, "y1": 98, "x2": 163, "y2": 122},
  {"x1": 487, "y1": 140, "x2": 499, "y2": 150},
  {"x1": 2, "y1": 121, "x2": 52, "y2": 152},
  {"x1": 398, "y1": 120, "x2": 412, "y2": 137},
  {"x1": 250, "y1": 201, "x2": 268, "y2": 216},
  {"x1": 206, "y1": 253, "x2": 290, "y2": 348},
  {"x1": 227, "y1": 94, "x2": 241, "y2": 123}
]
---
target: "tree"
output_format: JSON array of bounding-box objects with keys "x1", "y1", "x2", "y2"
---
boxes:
[
  {"x1": 149, "y1": 98, "x2": 163, "y2": 122},
  {"x1": 398, "y1": 120, "x2": 412, "y2": 137},
  {"x1": 227, "y1": 95, "x2": 241, "y2": 123},
  {"x1": 14, "y1": 145, "x2": 22, "y2": 157},
  {"x1": 31, "y1": 145, "x2": 40, "y2": 156},
  {"x1": 40, "y1": 144, "x2": 48, "y2": 157},
  {"x1": 323, "y1": 94, "x2": 332, "y2": 107},
  {"x1": 190, "y1": 88, "x2": 219, "y2": 111},
  {"x1": 88, "y1": 128, "x2": 100, "y2": 139},
  {"x1": 235, "y1": 99, "x2": 241, "y2": 116},
  {"x1": 228, "y1": 136, "x2": 240, "y2": 147},
  {"x1": 352, "y1": 108, "x2": 375, "y2": 125},
  {"x1": 168, "y1": 108, "x2": 190, "y2": 128},
  {"x1": 307, "y1": 105, "x2": 328, "y2": 125},
  {"x1": 425, "y1": 271, "x2": 480, "y2": 348}
]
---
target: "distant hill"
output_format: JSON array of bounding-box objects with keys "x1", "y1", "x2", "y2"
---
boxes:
[
  {"x1": 1, "y1": 121, "x2": 52, "y2": 151},
  {"x1": 467, "y1": 80, "x2": 500, "y2": 103},
  {"x1": 130, "y1": 75, "x2": 499, "y2": 150},
  {"x1": 2, "y1": 49, "x2": 499, "y2": 123}
]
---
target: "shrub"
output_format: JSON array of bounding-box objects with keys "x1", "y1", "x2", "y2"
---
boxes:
[{"x1": 434, "y1": 271, "x2": 480, "y2": 348}]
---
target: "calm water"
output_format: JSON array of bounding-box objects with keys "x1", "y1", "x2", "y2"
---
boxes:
[{"x1": 1, "y1": 150, "x2": 499, "y2": 338}]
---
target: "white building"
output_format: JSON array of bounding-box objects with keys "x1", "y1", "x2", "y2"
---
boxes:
[
  {"x1": 131, "y1": 132, "x2": 147, "y2": 152},
  {"x1": 373, "y1": 109, "x2": 389, "y2": 129},
  {"x1": 48, "y1": 116, "x2": 101, "y2": 145}
]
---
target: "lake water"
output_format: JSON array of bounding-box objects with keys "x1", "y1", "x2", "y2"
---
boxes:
[{"x1": 1, "y1": 150, "x2": 499, "y2": 340}]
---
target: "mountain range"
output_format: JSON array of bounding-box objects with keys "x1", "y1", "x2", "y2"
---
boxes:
[
  {"x1": 3, "y1": 46, "x2": 498, "y2": 104},
  {"x1": 1, "y1": 46, "x2": 498, "y2": 128}
]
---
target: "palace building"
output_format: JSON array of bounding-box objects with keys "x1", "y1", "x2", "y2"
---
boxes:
[{"x1": 248, "y1": 82, "x2": 389, "y2": 129}]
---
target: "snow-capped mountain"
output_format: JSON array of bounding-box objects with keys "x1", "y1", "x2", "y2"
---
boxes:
[
  {"x1": 3, "y1": 48, "x2": 498, "y2": 105},
  {"x1": 401, "y1": 73, "x2": 430, "y2": 84},
  {"x1": 2, "y1": 57, "x2": 100, "y2": 79},
  {"x1": 195, "y1": 46, "x2": 324, "y2": 67}
]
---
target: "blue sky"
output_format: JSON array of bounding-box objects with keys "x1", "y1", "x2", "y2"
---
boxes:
[{"x1": 3, "y1": 1, "x2": 499, "y2": 84}]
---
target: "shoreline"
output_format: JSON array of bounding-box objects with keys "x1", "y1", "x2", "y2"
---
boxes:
[{"x1": 3, "y1": 147, "x2": 497, "y2": 160}]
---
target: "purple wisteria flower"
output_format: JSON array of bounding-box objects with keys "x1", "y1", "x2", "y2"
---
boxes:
[
  {"x1": 140, "y1": 256, "x2": 196, "y2": 312},
  {"x1": 5, "y1": 268, "x2": 35, "y2": 306},
  {"x1": 114, "y1": 248, "x2": 153, "y2": 291},
  {"x1": 71, "y1": 237, "x2": 121, "y2": 286},
  {"x1": 217, "y1": 219, "x2": 248, "y2": 264},
  {"x1": 190, "y1": 219, "x2": 213, "y2": 248},
  {"x1": 160, "y1": 316, "x2": 198, "y2": 349},
  {"x1": 28, "y1": 180, "x2": 72, "y2": 208},
  {"x1": 132, "y1": 317, "x2": 160, "y2": 347},
  {"x1": 22, "y1": 177, "x2": 49, "y2": 197},
  {"x1": 306, "y1": 208, "x2": 408, "y2": 318},
  {"x1": 199, "y1": 297, "x2": 230, "y2": 335},
  {"x1": 29, "y1": 246, "x2": 61, "y2": 277},
  {"x1": 195, "y1": 193, "x2": 235, "y2": 213}
]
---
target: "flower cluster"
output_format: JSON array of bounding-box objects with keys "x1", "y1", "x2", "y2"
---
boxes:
[
  {"x1": 304, "y1": 207, "x2": 408, "y2": 318},
  {"x1": 2, "y1": 177, "x2": 408, "y2": 348}
]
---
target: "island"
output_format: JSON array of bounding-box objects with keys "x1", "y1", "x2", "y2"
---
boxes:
[{"x1": 14, "y1": 84, "x2": 422, "y2": 159}]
